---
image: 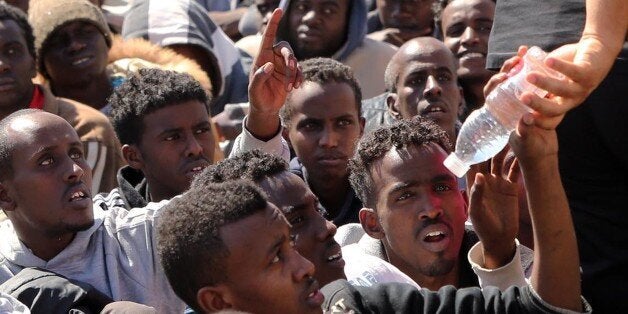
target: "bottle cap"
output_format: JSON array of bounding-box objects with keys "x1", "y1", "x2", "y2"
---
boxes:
[{"x1": 444, "y1": 153, "x2": 469, "y2": 178}]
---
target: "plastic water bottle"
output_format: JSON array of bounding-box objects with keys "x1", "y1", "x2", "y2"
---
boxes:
[{"x1": 444, "y1": 46, "x2": 564, "y2": 177}]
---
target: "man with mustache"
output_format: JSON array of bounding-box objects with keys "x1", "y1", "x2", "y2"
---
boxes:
[
  {"x1": 348, "y1": 116, "x2": 530, "y2": 291},
  {"x1": 102, "y1": 68, "x2": 216, "y2": 209}
]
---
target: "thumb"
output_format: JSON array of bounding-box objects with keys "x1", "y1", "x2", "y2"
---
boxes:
[{"x1": 250, "y1": 62, "x2": 274, "y2": 92}]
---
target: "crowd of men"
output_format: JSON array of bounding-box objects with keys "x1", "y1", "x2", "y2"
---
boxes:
[{"x1": 0, "y1": 0, "x2": 626, "y2": 313}]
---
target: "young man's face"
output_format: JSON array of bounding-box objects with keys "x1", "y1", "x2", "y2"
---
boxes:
[
  {"x1": 287, "y1": 81, "x2": 364, "y2": 182},
  {"x1": 441, "y1": 0, "x2": 495, "y2": 82},
  {"x1": 0, "y1": 19, "x2": 36, "y2": 111},
  {"x1": 42, "y1": 21, "x2": 109, "y2": 85},
  {"x1": 287, "y1": 0, "x2": 350, "y2": 60},
  {"x1": 218, "y1": 203, "x2": 324, "y2": 314},
  {"x1": 1, "y1": 113, "x2": 94, "y2": 238},
  {"x1": 259, "y1": 171, "x2": 345, "y2": 286},
  {"x1": 131, "y1": 100, "x2": 214, "y2": 201},
  {"x1": 389, "y1": 41, "x2": 462, "y2": 137},
  {"x1": 376, "y1": 0, "x2": 435, "y2": 34},
  {"x1": 366, "y1": 142, "x2": 467, "y2": 282}
]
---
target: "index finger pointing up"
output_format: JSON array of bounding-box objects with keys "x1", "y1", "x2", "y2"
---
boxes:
[{"x1": 260, "y1": 8, "x2": 283, "y2": 52}]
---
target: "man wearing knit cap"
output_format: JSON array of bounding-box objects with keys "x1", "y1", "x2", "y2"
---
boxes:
[
  {"x1": 0, "y1": 2, "x2": 121, "y2": 194},
  {"x1": 28, "y1": 0, "x2": 114, "y2": 113}
]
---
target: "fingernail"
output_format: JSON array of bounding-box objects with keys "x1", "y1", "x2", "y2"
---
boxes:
[
  {"x1": 545, "y1": 57, "x2": 555, "y2": 67},
  {"x1": 264, "y1": 63, "x2": 273, "y2": 73},
  {"x1": 290, "y1": 59, "x2": 295, "y2": 69},
  {"x1": 288, "y1": 83, "x2": 293, "y2": 91},
  {"x1": 527, "y1": 74, "x2": 537, "y2": 84}
]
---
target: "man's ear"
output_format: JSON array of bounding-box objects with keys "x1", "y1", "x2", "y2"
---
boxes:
[
  {"x1": 358, "y1": 116, "x2": 365, "y2": 136},
  {"x1": 386, "y1": 93, "x2": 401, "y2": 120},
  {"x1": 359, "y1": 208, "x2": 384, "y2": 239},
  {"x1": 281, "y1": 127, "x2": 293, "y2": 149},
  {"x1": 197, "y1": 285, "x2": 233, "y2": 313},
  {"x1": 0, "y1": 182, "x2": 16, "y2": 212},
  {"x1": 121, "y1": 144, "x2": 144, "y2": 170},
  {"x1": 457, "y1": 86, "x2": 465, "y2": 118},
  {"x1": 460, "y1": 188, "x2": 470, "y2": 220}
]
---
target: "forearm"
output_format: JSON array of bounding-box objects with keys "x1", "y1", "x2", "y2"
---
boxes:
[
  {"x1": 583, "y1": 0, "x2": 628, "y2": 54},
  {"x1": 520, "y1": 156, "x2": 581, "y2": 311}
]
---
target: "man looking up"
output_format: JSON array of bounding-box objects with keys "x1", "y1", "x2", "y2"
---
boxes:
[
  {"x1": 157, "y1": 180, "x2": 324, "y2": 314},
  {"x1": 383, "y1": 36, "x2": 464, "y2": 140},
  {"x1": 0, "y1": 2, "x2": 121, "y2": 194},
  {"x1": 105, "y1": 68, "x2": 215, "y2": 208},
  {"x1": 157, "y1": 119, "x2": 589, "y2": 312},
  {"x1": 348, "y1": 116, "x2": 529, "y2": 291},
  {"x1": 0, "y1": 110, "x2": 184, "y2": 313},
  {"x1": 193, "y1": 150, "x2": 345, "y2": 287}
]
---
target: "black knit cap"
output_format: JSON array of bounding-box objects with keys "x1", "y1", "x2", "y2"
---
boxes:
[{"x1": 28, "y1": 0, "x2": 112, "y2": 76}]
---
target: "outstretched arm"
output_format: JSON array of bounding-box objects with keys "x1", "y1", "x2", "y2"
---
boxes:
[{"x1": 509, "y1": 114, "x2": 581, "y2": 311}]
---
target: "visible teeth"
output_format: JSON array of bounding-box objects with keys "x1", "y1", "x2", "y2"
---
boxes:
[
  {"x1": 72, "y1": 57, "x2": 89, "y2": 65},
  {"x1": 327, "y1": 253, "x2": 341, "y2": 261},
  {"x1": 192, "y1": 166, "x2": 202, "y2": 172},
  {"x1": 308, "y1": 291, "x2": 316, "y2": 298},
  {"x1": 426, "y1": 231, "x2": 445, "y2": 237}
]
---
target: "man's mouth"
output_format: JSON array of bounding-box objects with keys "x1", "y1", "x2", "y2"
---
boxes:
[
  {"x1": 70, "y1": 190, "x2": 88, "y2": 201},
  {"x1": 325, "y1": 243, "x2": 345, "y2": 268},
  {"x1": 420, "y1": 103, "x2": 448, "y2": 118},
  {"x1": 304, "y1": 278, "x2": 325, "y2": 308},
  {"x1": 0, "y1": 78, "x2": 16, "y2": 92},
  {"x1": 185, "y1": 160, "x2": 210, "y2": 177},
  {"x1": 458, "y1": 51, "x2": 485, "y2": 60},
  {"x1": 418, "y1": 223, "x2": 452, "y2": 253}
]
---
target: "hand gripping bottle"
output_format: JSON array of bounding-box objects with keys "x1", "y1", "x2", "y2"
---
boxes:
[{"x1": 444, "y1": 46, "x2": 564, "y2": 177}]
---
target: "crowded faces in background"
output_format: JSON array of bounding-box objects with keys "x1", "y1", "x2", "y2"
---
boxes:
[
  {"x1": 367, "y1": 0, "x2": 437, "y2": 46},
  {"x1": 237, "y1": 0, "x2": 397, "y2": 99},
  {"x1": 0, "y1": 2, "x2": 122, "y2": 194}
]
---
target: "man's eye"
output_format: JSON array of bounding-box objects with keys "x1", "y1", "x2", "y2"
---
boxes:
[
  {"x1": 271, "y1": 254, "x2": 280, "y2": 264},
  {"x1": 290, "y1": 234, "x2": 298, "y2": 247},
  {"x1": 165, "y1": 134, "x2": 180, "y2": 141},
  {"x1": 70, "y1": 152, "x2": 83, "y2": 160},
  {"x1": 337, "y1": 119, "x2": 352, "y2": 127},
  {"x1": 435, "y1": 184, "x2": 452, "y2": 192},
  {"x1": 438, "y1": 74, "x2": 452, "y2": 82},
  {"x1": 290, "y1": 216, "x2": 305, "y2": 225},
  {"x1": 397, "y1": 191, "x2": 413, "y2": 201},
  {"x1": 195, "y1": 127, "x2": 211, "y2": 134},
  {"x1": 40, "y1": 157, "x2": 54, "y2": 166}
]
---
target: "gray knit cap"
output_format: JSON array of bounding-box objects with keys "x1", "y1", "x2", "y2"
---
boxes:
[{"x1": 28, "y1": 0, "x2": 112, "y2": 74}]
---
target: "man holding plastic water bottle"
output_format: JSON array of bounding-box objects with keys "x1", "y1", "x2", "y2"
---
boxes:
[{"x1": 487, "y1": 0, "x2": 628, "y2": 311}]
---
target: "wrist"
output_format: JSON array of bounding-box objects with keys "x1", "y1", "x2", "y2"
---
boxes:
[{"x1": 482, "y1": 240, "x2": 517, "y2": 269}]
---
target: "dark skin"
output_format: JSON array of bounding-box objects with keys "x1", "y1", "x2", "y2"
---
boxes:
[
  {"x1": 43, "y1": 21, "x2": 111, "y2": 110},
  {"x1": 0, "y1": 112, "x2": 93, "y2": 261},
  {"x1": 0, "y1": 19, "x2": 36, "y2": 120}
]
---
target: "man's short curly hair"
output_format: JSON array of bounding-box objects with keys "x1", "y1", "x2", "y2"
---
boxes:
[
  {"x1": 279, "y1": 58, "x2": 362, "y2": 127},
  {"x1": 0, "y1": 3, "x2": 35, "y2": 58},
  {"x1": 109, "y1": 68, "x2": 210, "y2": 145},
  {"x1": 157, "y1": 180, "x2": 268, "y2": 313},
  {"x1": 349, "y1": 116, "x2": 452, "y2": 208},
  {"x1": 192, "y1": 149, "x2": 287, "y2": 187}
]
